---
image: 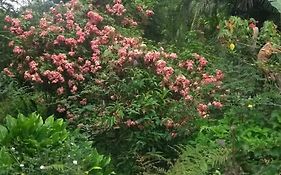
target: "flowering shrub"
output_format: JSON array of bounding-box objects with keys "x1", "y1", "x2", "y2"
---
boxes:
[
  {"x1": 217, "y1": 16, "x2": 258, "y2": 51},
  {"x1": 4, "y1": 0, "x2": 224, "y2": 118},
  {"x1": 217, "y1": 17, "x2": 281, "y2": 52},
  {"x1": 3, "y1": 0, "x2": 226, "y2": 173}
]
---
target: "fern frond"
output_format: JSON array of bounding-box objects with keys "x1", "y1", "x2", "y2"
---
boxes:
[
  {"x1": 166, "y1": 145, "x2": 230, "y2": 175},
  {"x1": 46, "y1": 164, "x2": 65, "y2": 171}
]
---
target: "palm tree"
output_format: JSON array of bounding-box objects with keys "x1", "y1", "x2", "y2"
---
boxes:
[
  {"x1": 0, "y1": 0, "x2": 18, "y2": 13},
  {"x1": 234, "y1": 0, "x2": 281, "y2": 13}
]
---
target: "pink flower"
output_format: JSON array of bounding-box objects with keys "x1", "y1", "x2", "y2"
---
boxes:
[
  {"x1": 136, "y1": 5, "x2": 144, "y2": 12},
  {"x1": 171, "y1": 132, "x2": 177, "y2": 138},
  {"x1": 68, "y1": 51, "x2": 75, "y2": 56},
  {"x1": 163, "y1": 67, "x2": 174, "y2": 79},
  {"x1": 24, "y1": 71, "x2": 43, "y2": 83},
  {"x1": 51, "y1": 53, "x2": 67, "y2": 66},
  {"x1": 175, "y1": 75, "x2": 190, "y2": 88},
  {"x1": 215, "y1": 69, "x2": 224, "y2": 80},
  {"x1": 194, "y1": 53, "x2": 208, "y2": 68},
  {"x1": 3, "y1": 68, "x2": 14, "y2": 77},
  {"x1": 39, "y1": 18, "x2": 48, "y2": 29},
  {"x1": 8, "y1": 41, "x2": 14, "y2": 47},
  {"x1": 197, "y1": 103, "x2": 208, "y2": 117},
  {"x1": 11, "y1": 18, "x2": 21, "y2": 27},
  {"x1": 4, "y1": 16, "x2": 12, "y2": 23},
  {"x1": 64, "y1": 62, "x2": 75, "y2": 76},
  {"x1": 71, "y1": 85, "x2": 78, "y2": 94},
  {"x1": 202, "y1": 74, "x2": 217, "y2": 85},
  {"x1": 169, "y1": 53, "x2": 178, "y2": 59},
  {"x1": 65, "y1": 38, "x2": 77, "y2": 46},
  {"x1": 13, "y1": 46, "x2": 24, "y2": 55},
  {"x1": 118, "y1": 47, "x2": 128, "y2": 57},
  {"x1": 112, "y1": 3, "x2": 126, "y2": 16},
  {"x1": 28, "y1": 60, "x2": 38, "y2": 72},
  {"x1": 80, "y1": 98, "x2": 87, "y2": 105},
  {"x1": 87, "y1": 11, "x2": 103, "y2": 24},
  {"x1": 145, "y1": 10, "x2": 154, "y2": 17},
  {"x1": 199, "y1": 57, "x2": 208, "y2": 67},
  {"x1": 23, "y1": 10, "x2": 33, "y2": 20},
  {"x1": 184, "y1": 95, "x2": 193, "y2": 101},
  {"x1": 75, "y1": 74, "x2": 85, "y2": 81},
  {"x1": 155, "y1": 60, "x2": 167, "y2": 74},
  {"x1": 57, "y1": 105, "x2": 66, "y2": 113},
  {"x1": 76, "y1": 30, "x2": 86, "y2": 43},
  {"x1": 106, "y1": 2, "x2": 126, "y2": 16},
  {"x1": 121, "y1": 17, "x2": 138, "y2": 27},
  {"x1": 186, "y1": 60, "x2": 194, "y2": 70},
  {"x1": 212, "y1": 101, "x2": 223, "y2": 109},
  {"x1": 54, "y1": 35, "x2": 65, "y2": 44},
  {"x1": 43, "y1": 70, "x2": 65, "y2": 83},
  {"x1": 144, "y1": 51, "x2": 161, "y2": 63},
  {"x1": 126, "y1": 119, "x2": 136, "y2": 127},
  {"x1": 57, "y1": 87, "x2": 64, "y2": 95}
]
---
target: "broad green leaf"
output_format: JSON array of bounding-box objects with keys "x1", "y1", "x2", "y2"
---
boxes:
[
  {"x1": 5, "y1": 116, "x2": 17, "y2": 132},
  {"x1": 44, "y1": 116, "x2": 54, "y2": 126},
  {"x1": 0, "y1": 148, "x2": 13, "y2": 166},
  {"x1": 0, "y1": 125, "x2": 8, "y2": 142},
  {"x1": 270, "y1": 0, "x2": 281, "y2": 13}
]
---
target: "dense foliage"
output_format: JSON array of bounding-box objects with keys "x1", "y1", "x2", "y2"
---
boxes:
[
  {"x1": 0, "y1": 0, "x2": 280, "y2": 174},
  {"x1": 0, "y1": 113, "x2": 113, "y2": 175}
]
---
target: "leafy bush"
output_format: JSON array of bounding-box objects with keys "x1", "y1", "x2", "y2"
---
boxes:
[
  {"x1": 2, "y1": 1, "x2": 226, "y2": 173},
  {"x1": 0, "y1": 113, "x2": 113, "y2": 175},
  {"x1": 217, "y1": 16, "x2": 255, "y2": 51}
]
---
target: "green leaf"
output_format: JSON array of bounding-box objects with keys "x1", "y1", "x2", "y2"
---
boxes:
[
  {"x1": 269, "y1": 0, "x2": 281, "y2": 13},
  {"x1": 0, "y1": 125, "x2": 8, "y2": 142},
  {"x1": 5, "y1": 115, "x2": 16, "y2": 132},
  {"x1": 0, "y1": 148, "x2": 13, "y2": 166},
  {"x1": 44, "y1": 116, "x2": 54, "y2": 126},
  {"x1": 92, "y1": 166, "x2": 102, "y2": 170}
]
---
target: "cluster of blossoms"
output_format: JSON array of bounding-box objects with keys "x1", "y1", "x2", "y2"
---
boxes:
[
  {"x1": 105, "y1": 0, "x2": 154, "y2": 27},
  {"x1": 3, "y1": 0, "x2": 224, "y2": 122},
  {"x1": 106, "y1": 0, "x2": 126, "y2": 16}
]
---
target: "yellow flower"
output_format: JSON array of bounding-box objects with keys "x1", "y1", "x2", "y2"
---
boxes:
[
  {"x1": 248, "y1": 104, "x2": 253, "y2": 108},
  {"x1": 229, "y1": 43, "x2": 235, "y2": 50}
]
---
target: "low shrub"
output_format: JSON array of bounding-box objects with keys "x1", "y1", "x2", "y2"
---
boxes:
[{"x1": 0, "y1": 113, "x2": 113, "y2": 175}]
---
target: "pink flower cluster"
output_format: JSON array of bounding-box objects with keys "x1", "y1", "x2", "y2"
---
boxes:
[
  {"x1": 43, "y1": 70, "x2": 65, "y2": 84},
  {"x1": 179, "y1": 60, "x2": 194, "y2": 70},
  {"x1": 5, "y1": 16, "x2": 24, "y2": 35},
  {"x1": 65, "y1": 10, "x2": 75, "y2": 29},
  {"x1": 3, "y1": 68, "x2": 14, "y2": 77},
  {"x1": 197, "y1": 103, "x2": 208, "y2": 118},
  {"x1": 57, "y1": 87, "x2": 64, "y2": 95},
  {"x1": 145, "y1": 10, "x2": 154, "y2": 17},
  {"x1": 212, "y1": 101, "x2": 223, "y2": 109},
  {"x1": 87, "y1": 11, "x2": 103, "y2": 24},
  {"x1": 201, "y1": 69, "x2": 224, "y2": 85},
  {"x1": 121, "y1": 17, "x2": 138, "y2": 27},
  {"x1": 23, "y1": 10, "x2": 33, "y2": 20},
  {"x1": 106, "y1": 0, "x2": 126, "y2": 16},
  {"x1": 193, "y1": 53, "x2": 208, "y2": 70},
  {"x1": 144, "y1": 51, "x2": 161, "y2": 63},
  {"x1": 13, "y1": 46, "x2": 25, "y2": 55},
  {"x1": 57, "y1": 104, "x2": 66, "y2": 113},
  {"x1": 135, "y1": 5, "x2": 154, "y2": 18},
  {"x1": 155, "y1": 60, "x2": 174, "y2": 81},
  {"x1": 24, "y1": 71, "x2": 43, "y2": 83}
]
